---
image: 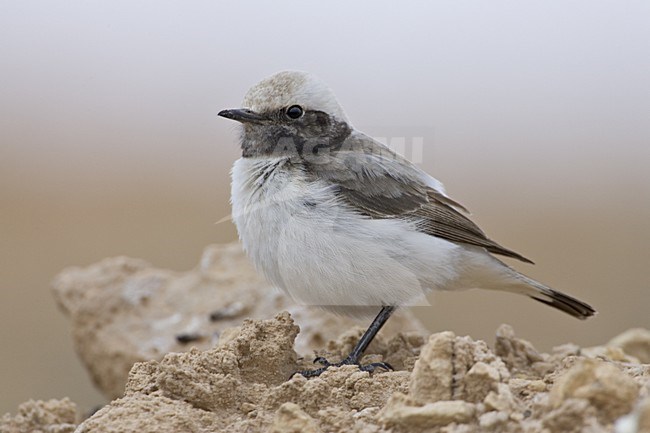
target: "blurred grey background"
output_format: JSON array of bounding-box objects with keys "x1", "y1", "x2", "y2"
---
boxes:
[{"x1": 1, "y1": 0, "x2": 648, "y2": 415}]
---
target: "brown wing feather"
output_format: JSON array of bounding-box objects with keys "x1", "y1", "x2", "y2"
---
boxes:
[
  {"x1": 306, "y1": 133, "x2": 533, "y2": 264},
  {"x1": 414, "y1": 193, "x2": 534, "y2": 264},
  {"x1": 339, "y1": 186, "x2": 533, "y2": 263}
]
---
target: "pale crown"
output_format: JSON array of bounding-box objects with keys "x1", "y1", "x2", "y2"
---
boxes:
[{"x1": 242, "y1": 71, "x2": 349, "y2": 123}]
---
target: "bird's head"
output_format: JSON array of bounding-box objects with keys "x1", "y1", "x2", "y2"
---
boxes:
[{"x1": 219, "y1": 71, "x2": 352, "y2": 158}]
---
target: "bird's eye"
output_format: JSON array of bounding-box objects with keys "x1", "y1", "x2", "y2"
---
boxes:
[{"x1": 285, "y1": 105, "x2": 304, "y2": 119}]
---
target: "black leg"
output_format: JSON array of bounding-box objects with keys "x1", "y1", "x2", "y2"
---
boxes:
[
  {"x1": 297, "y1": 306, "x2": 397, "y2": 378},
  {"x1": 343, "y1": 305, "x2": 396, "y2": 363}
]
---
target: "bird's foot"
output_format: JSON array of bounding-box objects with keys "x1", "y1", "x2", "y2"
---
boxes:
[{"x1": 294, "y1": 356, "x2": 393, "y2": 379}]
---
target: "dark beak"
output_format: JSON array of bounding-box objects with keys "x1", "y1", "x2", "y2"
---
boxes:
[{"x1": 218, "y1": 108, "x2": 267, "y2": 124}]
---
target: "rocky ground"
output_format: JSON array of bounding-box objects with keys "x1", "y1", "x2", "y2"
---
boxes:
[{"x1": 1, "y1": 244, "x2": 649, "y2": 433}]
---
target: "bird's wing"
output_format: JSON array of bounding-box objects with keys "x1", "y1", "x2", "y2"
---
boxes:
[{"x1": 306, "y1": 133, "x2": 533, "y2": 264}]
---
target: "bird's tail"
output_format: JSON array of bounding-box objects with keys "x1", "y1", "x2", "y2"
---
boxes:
[{"x1": 507, "y1": 271, "x2": 596, "y2": 320}]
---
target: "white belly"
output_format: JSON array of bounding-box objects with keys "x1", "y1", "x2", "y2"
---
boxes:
[{"x1": 230, "y1": 157, "x2": 465, "y2": 311}]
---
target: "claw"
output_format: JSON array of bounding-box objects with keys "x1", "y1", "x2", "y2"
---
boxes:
[
  {"x1": 359, "y1": 362, "x2": 393, "y2": 373},
  {"x1": 293, "y1": 357, "x2": 392, "y2": 379},
  {"x1": 313, "y1": 356, "x2": 329, "y2": 366},
  {"x1": 294, "y1": 366, "x2": 329, "y2": 378}
]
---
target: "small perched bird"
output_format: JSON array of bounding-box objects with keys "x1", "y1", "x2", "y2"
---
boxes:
[{"x1": 219, "y1": 71, "x2": 595, "y2": 378}]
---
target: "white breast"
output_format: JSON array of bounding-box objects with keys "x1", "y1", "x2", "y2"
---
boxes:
[
  {"x1": 231, "y1": 156, "x2": 307, "y2": 289},
  {"x1": 230, "y1": 157, "x2": 466, "y2": 312}
]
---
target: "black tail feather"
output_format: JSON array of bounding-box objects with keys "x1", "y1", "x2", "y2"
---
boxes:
[{"x1": 530, "y1": 289, "x2": 596, "y2": 320}]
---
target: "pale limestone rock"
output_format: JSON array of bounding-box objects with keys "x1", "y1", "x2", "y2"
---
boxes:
[
  {"x1": 581, "y1": 345, "x2": 641, "y2": 363},
  {"x1": 478, "y1": 410, "x2": 509, "y2": 429},
  {"x1": 74, "y1": 393, "x2": 220, "y2": 433},
  {"x1": 37, "y1": 247, "x2": 650, "y2": 433},
  {"x1": 550, "y1": 358, "x2": 639, "y2": 424},
  {"x1": 541, "y1": 398, "x2": 601, "y2": 433},
  {"x1": 615, "y1": 397, "x2": 650, "y2": 433},
  {"x1": 464, "y1": 361, "x2": 501, "y2": 403},
  {"x1": 608, "y1": 328, "x2": 650, "y2": 364},
  {"x1": 77, "y1": 313, "x2": 414, "y2": 432},
  {"x1": 409, "y1": 331, "x2": 454, "y2": 403},
  {"x1": 494, "y1": 324, "x2": 545, "y2": 374},
  {"x1": 0, "y1": 399, "x2": 77, "y2": 433},
  {"x1": 380, "y1": 393, "x2": 476, "y2": 429},
  {"x1": 269, "y1": 403, "x2": 322, "y2": 433},
  {"x1": 408, "y1": 330, "x2": 511, "y2": 410},
  {"x1": 484, "y1": 383, "x2": 520, "y2": 413},
  {"x1": 9, "y1": 317, "x2": 650, "y2": 432},
  {"x1": 51, "y1": 243, "x2": 426, "y2": 399},
  {"x1": 640, "y1": 397, "x2": 650, "y2": 433}
]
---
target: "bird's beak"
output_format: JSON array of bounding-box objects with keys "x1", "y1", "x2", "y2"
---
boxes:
[{"x1": 218, "y1": 108, "x2": 267, "y2": 124}]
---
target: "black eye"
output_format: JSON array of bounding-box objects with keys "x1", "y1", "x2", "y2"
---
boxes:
[{"x1": 286, "y1": 105, "x2": 304, "y2": 119}]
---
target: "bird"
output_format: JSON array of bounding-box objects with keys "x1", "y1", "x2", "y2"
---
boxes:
[{"x1": 218, "y1": 70, "x2": 596, "y2": 378}]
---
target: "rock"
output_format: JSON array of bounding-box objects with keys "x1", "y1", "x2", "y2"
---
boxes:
[
  {"x1": 608, "y1": 328, "x2": 650, "y2": 364},
  {"x1": 0, "y1": 398, "x2": 78, "y2": 433},
  {"x1": 51, "y1": 243, "x2": 426, "y2": 399},
  {"x1": 639, "y1": 398, "x2": 650, "y2": 433},
  {"x1": 508, "y1": 377, "x2": 547, "y2": 399},
  {"x1": 125, "y1": 312, "x2": 299, "y2": 413},
  {"x1": 549, "y1": 358, "x2": 639, "y2": 424},
  {"x1": 269, "y1": 403, "x2": 321, "y2": 433},
  {"x1": 581, "y1": 345, "x2": 640, "y2": 363},
  {"x1": 74, "y1": 393, "x2": 219, "y2": 433},
  {"x1": 8, "y1": 316, "x2": 650, "y2": 433},
  {"x1": 494, "y1": 324, "x2": 545, "y2": 375},
  {"x1": 76, "y1": 313, "x2": 414, "y2": 432},
  {"x1": 541, "y1": 398, "x2": 600, "y2": 433},
  {"x1": 615, "y1": 397, "x2": 650, "y2": 433},
  {"x1": 408, "y1": 331, "x2": 509, "y2": 406},
  {"x1": 464, "y1": 361, "x2": 501, "y2": 403},
  {"x1": 39, "y1": 245, "x2": 650, "y2": 432},
  {"x1": 478, "y1": 410, "x2": 510, "y2": 429},
  {"x1": 380, "y1": 393, "x2": 476, "y2": 430},
  {"x1": 409, "y1": 331, "x2": 454, "y2": 403},
  {"x1": 484, "y1": 383, "x2": 521, "y2": 413}
]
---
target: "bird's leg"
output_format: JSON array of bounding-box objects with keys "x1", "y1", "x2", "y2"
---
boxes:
[{"x1": 297, "y1": 306, "x2": 396, "y2": 378}]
